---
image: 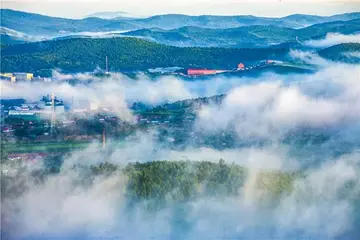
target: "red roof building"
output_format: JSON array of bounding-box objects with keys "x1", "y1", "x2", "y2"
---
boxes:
[
  {"x1": 187, "y1": 69, "x2": 218, "y2": 76},
  {"x1": 237, "y1": 63, "x2": 245, "y2": 69}
]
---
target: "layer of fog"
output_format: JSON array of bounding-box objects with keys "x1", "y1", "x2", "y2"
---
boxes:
[
  {"x1": 3, "y1": 136, "x2": 360, "y2": 240},
  {"x1": 1, "y1": 69, "x2": 303, "y2": 120},
  {"x1": 2, "y1": 53, "x2": 360, "y2": 239},
  {"x1": 0, "y1": 27, "x2": 47, "y2": 42},
  {"x1": 343, "y1": 51, "x2": 360, "y2": 59},
  {"x1": 56, "y1": 30, "x2": 132, "y2": 38},
  {"x1": 304, "y1": 33, "x2": 360, "y2": 48},
  {"x1": 196, "y1": 64, "x2": 360, "y2": 139}
]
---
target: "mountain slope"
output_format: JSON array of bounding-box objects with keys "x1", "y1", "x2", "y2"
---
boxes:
[
  {"x1": 297, "y1": 18, "x2": 360, "y2": 40},
  {"x1": 0, "y1": 37, "x2": 291, "y2": 73},
  {"x1": 127, "y1": 12, "x2": 360, "y2": 30},
  {"x1": 84, "y1": 11, "x2": 142, "y2": 20},
  {"x1": 0, "y1": 34, "x2": 25, "y2": 45},
  {"x1": 318, "y1": 43, "x2": 360, "y2": 63},
  {"x1": 121, "y1": 19, "x2": 360, "y2": 48},
  {"x1": 0, "y1": 9, "x2": 136, "y2": 36},
  {"x1": 2, "y1": 9, "x2": 360, "y2": 37},
  {"x1": 122, "y1": 25, "x2": 298, "y2": 48}
]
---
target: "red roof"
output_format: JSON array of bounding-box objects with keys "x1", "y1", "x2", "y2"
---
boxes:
[
  {"x1": 238, "y1": 63, "x2": 245, "y2": 69},
  {"x1": 187, "y1": 69, "x2": 217, "y2": 76}
]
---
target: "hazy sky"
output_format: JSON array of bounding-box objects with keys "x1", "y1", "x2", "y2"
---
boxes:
[{"x1": 1, "y1": 0, "x2": 360, "y2": 18}]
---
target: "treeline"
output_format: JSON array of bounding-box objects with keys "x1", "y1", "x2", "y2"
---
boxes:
[
  {"x1": 89, "y1": 160, "x2": 296, "y2": 206},
  {"x1": 0, "y1": 37, "x2": 290, "y2": 74},
  {"x1": 2, "y1": 159, "x2": 297, "y2": 209}
]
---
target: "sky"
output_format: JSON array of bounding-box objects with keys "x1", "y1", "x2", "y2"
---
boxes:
[{"x1": 1, "y1": 0, "x2": 360, "y2": 18}]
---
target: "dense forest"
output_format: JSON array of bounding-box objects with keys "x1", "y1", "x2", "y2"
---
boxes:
[
  {"x1": 2, "y1": 37, "x2": 359, "y2": 75},
  {"x1": 122, "y1": 19, "x2": 360, "y2": 48},
  {"x1": 0, "y1": 37, "x2": 291, "y2": 74},
  {"x1": 318, "y1": 43, "x2": 360, "y2": 63}
]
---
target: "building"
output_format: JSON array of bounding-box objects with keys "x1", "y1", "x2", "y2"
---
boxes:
[
  {"x1": 187, "y1": 69, "x2": 228, "y2": 76},
  {"x1": 0, "y1": 73, "x2": 16, "y2": 82},
  {"x1": 237, "y1": 63, "x2": 245, "y2": 70},
  {"x1": 40, "y1": 94, "x2": 65, "y2": 114},
  {"x1": 8, "y1": 110, "x2": 42, "y2": 121},
  {"x1": 13, "y1": 73, "x2": 33, "y2": 81},
  {"x1": 0, "y1": 72, "x2": 34, "y2": 82}
]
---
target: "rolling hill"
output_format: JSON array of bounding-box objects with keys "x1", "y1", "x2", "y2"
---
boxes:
[
  {"x1": 0, "y1": 37, "x2": 291, "y2": 74},
  {"x1": 2, "y1": 9, "x2": 360, "y2": 37},
  {"x1": 121, "y1": 19, "x2": 360, "y2": 48},
  {"x1": 122, "y1": 26, "x2": 298, "y2": 48},
  {"x1": 0, "y1": 9, "x2": 136, "y2": 36},
  {"x1": 1, "y1": 37, "x2": 356, "y2": 75},
  {"x1": 84, "y1": 11, "x2": 143, "y2": 20},
  {"x1": 126, "y1": 12, "x2": 360, "y2": 30},
  {"x1": 318, "y1": 43, "x2": 360, "y2": 63}
]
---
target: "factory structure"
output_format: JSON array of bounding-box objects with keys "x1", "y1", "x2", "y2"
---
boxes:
[
  {"x1": 186, "y1": 60, "x2": 277, "y2": 77},
  {"x1": 0, "y1": 72, "x2": 34, "y2": 82},
  {"x1": 7, "y1": 94, "x2": 65, "y2": 121}
]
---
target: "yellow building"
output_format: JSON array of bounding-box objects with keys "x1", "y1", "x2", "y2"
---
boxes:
[
  {"x1": 1, "y1": 72, "x2": 34, "y2": 82},
  {"x1": 0, "y1": 73, "x2": 16, "y2": 82},
  {"x1": 14, "y1": 72, "x2": 33, "y2": 81}
]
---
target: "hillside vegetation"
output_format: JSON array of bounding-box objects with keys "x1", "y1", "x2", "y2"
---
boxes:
[
  {"x1": 0, "y1": 37, "x2": 291, "y2": 73},
  {"x1": 0, "y1": 9, "x2": 135, "y2": 36},
  {"x1": 122, "y1": 19, "x2": 360, "y2": 48},
  {"x1": 2, "y1": 159, "x2": 298, "y2": 209},
  {"x1": 2, "y1": 9, "x2": 360, "y2": 36},
  {"x1": 318, "y1": 43, "x2": 360, "y2": 63}
]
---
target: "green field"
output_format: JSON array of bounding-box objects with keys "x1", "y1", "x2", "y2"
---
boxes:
[{"x1": 4, "y1": 141, "x2": 92, "y2": 153}]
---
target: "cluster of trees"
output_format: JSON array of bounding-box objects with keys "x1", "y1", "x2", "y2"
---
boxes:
[
  {"x1": 89, "y1": 160, "x2": 296, "y2": 206},
  {"x1": 2, "y1": 157, "x2": 298, "y2": 210}
]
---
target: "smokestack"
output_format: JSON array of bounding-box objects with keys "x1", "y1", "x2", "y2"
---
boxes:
[
  {"x1": 50, "y1": 93, "x2": 56, "y2": 135},
  {"x1": 105, "y1": 56, "x2": 109, "y2": 73},
  {"x1": 102, "y1": 128, "x2": 106, "y2": 149}
]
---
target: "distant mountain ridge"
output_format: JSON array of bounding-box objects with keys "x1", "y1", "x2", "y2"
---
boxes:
[
  {"x1": 0, "y1": 9, "x2": 136, "y2": 36},
  {"x1": 2, "y1": 9, "x2": 360, "y2": 37},
  {"x1": 121, "y1": 19, "x2": 360, "y2": 48},
  {"x1": 84, "y1": 11, "x2": 143, "y2": 20},
  {"x1": 126, "y1": 12, "x2": 360, "y2": 30}
]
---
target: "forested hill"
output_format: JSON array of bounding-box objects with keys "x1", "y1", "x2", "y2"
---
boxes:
[
  {"x1": 2, "y1": 9, "x2": 360, "y2": 36},
  {"x1": 121, "y1": 19, "x2": 360, "y2": 48},
  {"x1": 0, "y1": 37, "x2": 291, "y2": 73},
  {"x1": 318, "y1": 43, "x2": 360, "y2": 63}
]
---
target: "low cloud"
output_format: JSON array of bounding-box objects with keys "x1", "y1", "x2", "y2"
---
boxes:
[
  {"x1": 2, "y1": 141, "x2": 359, "y2": 239},
  {"x1": 343, "y1": 51, "x2": 360, "y2": 59},
  {"x1": 195, "y1": 64, "x2": 360, "y2": 139},
  {"x1": 304, "y1": 33, "x2": 360, "y2": 48},
  {"x1": 2, "y1": 52, "x2": 360, "y2": 240}
]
